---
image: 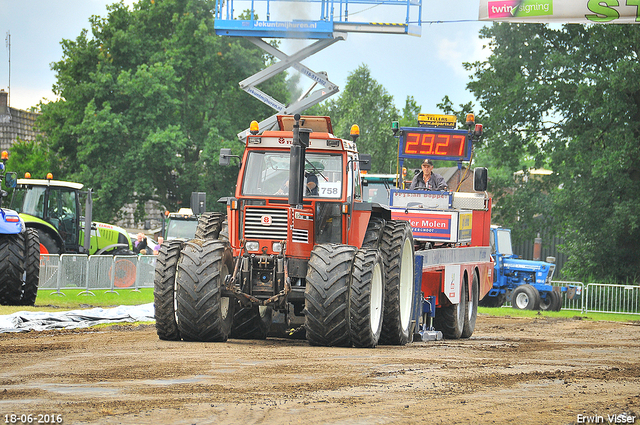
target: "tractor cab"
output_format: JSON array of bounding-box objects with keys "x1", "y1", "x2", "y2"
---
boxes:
[{"x1": 11, "y1": 177, "x2": 82, "y2": 253}]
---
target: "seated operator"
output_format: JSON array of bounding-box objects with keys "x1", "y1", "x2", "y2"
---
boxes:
[
  {"x1": 409, "y1": 159, "x2": 448, "y2": 191},
  {"x1": 276, "y1": 173, "x2": 319, "y2": 196}
]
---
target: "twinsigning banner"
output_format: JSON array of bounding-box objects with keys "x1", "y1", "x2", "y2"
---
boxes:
[{"x1": 479, "y1": 0, "x2": 640, "y2": 24}]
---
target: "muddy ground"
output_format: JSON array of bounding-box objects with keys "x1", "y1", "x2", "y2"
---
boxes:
[{"x1": 0, "y1": 314, "x2": 639, "y2": 425}]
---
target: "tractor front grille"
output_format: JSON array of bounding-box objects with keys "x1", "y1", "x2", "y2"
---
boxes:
[{"x1": 244, "y1": 208, "x2": 288, "y2": 240}]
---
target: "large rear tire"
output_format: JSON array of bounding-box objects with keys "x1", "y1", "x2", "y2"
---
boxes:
[
  {"x1": 176, "y1": 240, "x2": 235, "y2": 342},
  {"x1": 461, "y1": 272, "x2": 479, "y2": 338},
  {"x1": 304, "y1": 244, "x2": 357, "y2": 347},
  {"x1": 0, "y1": 233, "x2": 26, "y2": 306},
  {"x1": 153, "y1": 240, "x2": 184, "y2": 341},
  {"x1": 37, "y1": 229, "x2": 61, "y2": 255},
  {"x1": 378, "y1": 220, "x2": 415, "y2": 346},
  {"x1": 194, "y1": 212, "x2": 225, "y2": 240},
  {"x1": 512, "y1": 285, "x2": 541, "y2": 310},
  {"x1": 20, "y1": 228, "x2": 40, "y2": 306},
  {"x1": 479, "y1": 293, "x2": 506, "y2": 308},
  {"x1": 350, "y1": 249, "x2": 385, "y2": 348},
  {"x1": 230, "y1": 305, "x2": 272, "y2": 340}
]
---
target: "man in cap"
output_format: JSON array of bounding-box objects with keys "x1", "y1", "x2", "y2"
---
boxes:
[{"x1": 409, "y1": 159, "x2": 448, "y2": 191}]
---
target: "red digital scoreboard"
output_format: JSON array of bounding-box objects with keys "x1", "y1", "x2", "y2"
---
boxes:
[{"x1": 400, "y1": 129, "x2": 472, "y2": 161}]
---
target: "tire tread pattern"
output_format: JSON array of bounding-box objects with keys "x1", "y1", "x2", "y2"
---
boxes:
[
  {"x1": 350, "y1": 249, "x2": 384, "y2": 348},
  {"x1": 378, "y1": 220, "x2": 414, "y2": 346},
  {"x1": 153, "y1": 240, "x2": 184, "y2": 341},
  {"x1": 21, "y1": 228, "x2": 40, "y2": 306},
  {"x1": 0, "y1": 233, "x2": 26, "y2": 305},
  {"x1": 195, "y1": 213, "x2": 225, "y2": 240},
  {"x1": 176, "y1": 240, "x2": 234, "y2": 342},
  {"x1": 304, "y1": 244, "x2": 357, "y2": 347}
]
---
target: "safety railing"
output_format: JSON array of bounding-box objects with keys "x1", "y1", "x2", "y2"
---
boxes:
[
  {"x1": 489, "y1": 280, "x2": 640, "y2": 315},
  {"x1": 39, "y1": 254, "x2": 156, "y2": 295},
  {"x1": 584, "y1": 283, "x2": 640, "y2": 315}
]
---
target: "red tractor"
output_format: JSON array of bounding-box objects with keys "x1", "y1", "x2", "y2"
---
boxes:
[{"x1": 154, "y1": 114, "x2": 417, "y2": 347}]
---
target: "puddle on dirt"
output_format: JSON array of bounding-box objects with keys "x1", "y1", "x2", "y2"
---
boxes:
[
  {"x1": 38, "y1": 383, "x2": 120, "y2": 396},
  {"x1": 140, "y1": 375, "x2": 213, "y2": 385}
]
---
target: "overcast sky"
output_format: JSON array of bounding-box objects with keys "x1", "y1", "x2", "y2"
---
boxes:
[{"x1": 0, "y1": 0, "x2": 488, "y2": 116}]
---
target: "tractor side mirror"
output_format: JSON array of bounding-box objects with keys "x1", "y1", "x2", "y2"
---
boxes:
[
  {"x1": 359, "y1": 154, "x2": 372, "y2": 172},
  {"x1": 219, "y1": 148, "x2": 232, "y2": 166},
  {"x1": 4, "y1": 172, "x2": 17, "y2": 188},
  {"x1": 473, "y1": 167, "x2": 488, "y2": 192}
]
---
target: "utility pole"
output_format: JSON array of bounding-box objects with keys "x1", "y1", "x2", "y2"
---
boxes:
[{"x1": 5, "y1": 30, "x2": 10, "y2": 107}]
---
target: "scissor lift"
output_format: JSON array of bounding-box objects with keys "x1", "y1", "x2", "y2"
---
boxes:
[{"x1": 213, "y1": 0, "x2": 422, "y2": 139}]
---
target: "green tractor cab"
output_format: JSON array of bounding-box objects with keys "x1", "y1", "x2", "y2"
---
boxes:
[{"x1": 10, "y1": 177, "x2": 133, "y2": 255}]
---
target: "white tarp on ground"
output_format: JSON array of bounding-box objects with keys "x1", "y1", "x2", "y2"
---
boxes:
[
  {"x1": 0, "y1": 303, "x2": 155, "y2": 333},
  {"x1": 479, "y1": 0, "x2": 640, "y2": 24}
]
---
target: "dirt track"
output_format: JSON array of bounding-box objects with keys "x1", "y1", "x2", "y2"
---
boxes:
[{"x1": 1, "y1": 313, "x2": 639, "y2": 425}]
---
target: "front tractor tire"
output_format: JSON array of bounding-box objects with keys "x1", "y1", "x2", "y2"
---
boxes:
[
  {"x1": 175, "y1": 240, "x2": 235, "y2": 342},
  {"x1": 511, "y1": 285, "x2": 541, "y2": 310},
  {"x1": 378, "y1": 220, "x2": 415, "y2": 346},
  {"x1": 304, "y1": 244, "x2": 357, "y2": 347},
  {"x1": 153, "y1": 239, "x2": 184, "y2": 341},
  {"x1": 350, "y1": 249, "x2": 385, "y2": 348}
]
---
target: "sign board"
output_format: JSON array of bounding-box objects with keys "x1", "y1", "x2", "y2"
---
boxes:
[
  {"x1": 390, "y1": 208, "x2": 473, "y2": 243},
  {"x1": 418, "y1": 114, "x2": 457, "y2": 128},
  {"x1": 390, "y1": 189, "x2": 451, "y2": 209},
  {"x1": 398, "y1": 128, "x2": 472, "y2": 161},
  {"x1": 479, "y1": 0, "x2": 640, "y2": 24}
]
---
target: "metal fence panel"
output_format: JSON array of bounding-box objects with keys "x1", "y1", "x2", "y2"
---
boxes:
[
  {"x1": 39, "y1": 255, "x2": 60, "y2": 289},
  {"x1": 86, "y1": 256, "x2": 117, "y2": 291},
  {"x1": 57, "y1": 254, "x2": 88, "y2": 289},
  {"x1": 585, "y1": 283, "x2": 640, "y2": 315},
  {"x1": 135, "y1": 255, "x2": 156, "y2": 289},
  {"x1": 111, "y1": 256, "x2": 138, "y2": 290}
]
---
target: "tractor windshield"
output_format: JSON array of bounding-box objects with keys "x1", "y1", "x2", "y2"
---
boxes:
[
  {"x1": 11, "y1": 186, "x2": 46, "y2": 218},
  {"x1": 494, "y1": 229, "x2": 514, "y2": 256},
  {"x1": 242, "y1": 151, "x2": 343, "y2": 199},
  {"x1": 166, "y1": 219, "x2": 198, "y2": 240}
]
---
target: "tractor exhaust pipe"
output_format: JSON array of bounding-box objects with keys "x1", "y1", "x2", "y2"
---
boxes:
[{"x1": 288, "y1": 114, "x2": 311, "y2": 207}]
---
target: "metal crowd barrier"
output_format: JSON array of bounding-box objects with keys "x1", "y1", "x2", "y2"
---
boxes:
[
  {"x1": 584, "y1": 283, "x2": 640, "y2": 315},
  {"x1": 38, "y1": 256, "x2": 640, "y2": 315},
  {"x1": 490, "y1": 280, "x2": 639, "y2": 315},
  {"x1": 39, "y1": 254, "x2": 156, "y2": 295}
]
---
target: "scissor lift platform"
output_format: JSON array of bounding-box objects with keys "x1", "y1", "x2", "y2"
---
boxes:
[{"x1": 214, "y1": 0, "x2": 422, "y2": 139}]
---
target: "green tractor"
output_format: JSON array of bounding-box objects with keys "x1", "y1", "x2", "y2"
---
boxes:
[{"x1": 10, "y1": 176, "x2": 134, "y2": 255}]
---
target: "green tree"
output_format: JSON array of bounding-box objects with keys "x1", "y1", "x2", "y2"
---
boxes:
[
  {"x1": 463, "y1": 23, "x2": 640, "y2": 283},
  {"x1": 311, "y1": 65, "x2": 400, "y2": 174},
  {"x1": 37, "y1": 0, "x2": 289, "y2": 222},
  {"x1": 5, "y1": 137, "x2": 60, "y2": 181}
]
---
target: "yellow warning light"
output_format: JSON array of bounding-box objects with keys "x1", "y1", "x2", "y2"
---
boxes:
[
  {"x1": 46, "y1": 173, "x2": 53, "y2": 180},
  {"x1": 250, "y1": 120, "x2": 259, "y2": 135},
  {"x1": 465, "y1": 114, "x2": 475, "y2": 127},
  {"x1": 25, "y1": 172, "x2": 31, "y2": 178},
  {"x1": 1, "y1": 151, "x2": 8, "y2": 160},
  {"x1": 350, "y1": 124, "x2": 360, "y2": 137}
]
